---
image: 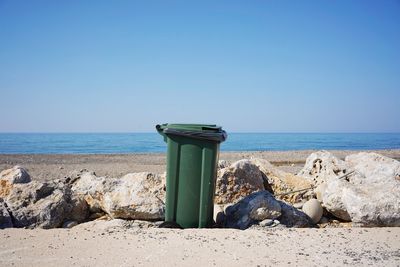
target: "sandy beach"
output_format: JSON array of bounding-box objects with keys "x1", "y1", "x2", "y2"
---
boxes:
[
  {"x1": 1, "y1": 150, "x2": 400, "y2": 266},
  {"x1": 1, "y1": 149, "x2": 399, "y2": 181},
  {"x1": 1, "y1": 225, "x2": 399, "y2": 267}
]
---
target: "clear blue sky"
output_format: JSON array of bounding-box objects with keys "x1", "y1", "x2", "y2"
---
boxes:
[{"x1": 0, "y1": 0, "x2": 399, "y2": 133}]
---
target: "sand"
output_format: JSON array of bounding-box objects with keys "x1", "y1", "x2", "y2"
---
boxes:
[
  {"x1": 1, "y1": 149, "x2": 400, "y2": 266},
  {"x1": 1, "y1": 149, "x2": 399, "y2": 181},
  {"x1": 1, "y1": 226, "x2": 399, "y2": 266}
]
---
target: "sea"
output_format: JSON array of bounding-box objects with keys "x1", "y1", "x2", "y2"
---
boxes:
[{"x1": 0, "y1": 133, "x2": 399, "y2": 154}]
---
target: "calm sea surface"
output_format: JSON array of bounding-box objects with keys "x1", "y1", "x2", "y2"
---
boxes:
[{"x1": 0, "y1": 133, "x2": 399, "y2": 154}]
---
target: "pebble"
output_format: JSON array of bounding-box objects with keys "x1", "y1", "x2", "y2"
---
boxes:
[
  {"x1": 302, "y1": 199, "x2": 323, "y2": 224},
  {"x1": 259, "y1": 219, "x2": 274, "y2": 227}
]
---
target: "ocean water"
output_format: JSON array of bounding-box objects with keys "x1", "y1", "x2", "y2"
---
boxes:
[{"x1": 0, "y1": 133, "x2": 399, "y2": 154}]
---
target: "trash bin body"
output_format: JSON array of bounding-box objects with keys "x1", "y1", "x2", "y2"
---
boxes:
[{"x1": 156, "y1": 124, "x2": 227, "y2": 228}]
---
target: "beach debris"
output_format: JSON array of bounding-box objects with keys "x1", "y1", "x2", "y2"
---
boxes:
[
  {"x1": 0, "y1": 166, "x2": 31, "y2": 198},
  {"x1": 0, "y1": 199, "x2": 13, "y2": 229},
  {"x1": 72, "y1": 171, "x2": 165, "y2": 221},
  {"x1": 302, "y1": 199, "x2": 323, "y2": 224},
  {"x1": 215, "y1": 160, "x2": 265, "y2": 204},
  {"x1": 223, "y1": 191, "x2": 313, "y2": 229}
]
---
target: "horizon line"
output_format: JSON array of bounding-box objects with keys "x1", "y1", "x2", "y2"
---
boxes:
[{"x1": 0, "y1": 131, "x2": 400, "y2": 134}]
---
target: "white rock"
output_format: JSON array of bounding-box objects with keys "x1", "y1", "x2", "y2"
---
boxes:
[
  {"x1": 313, "y1": 152, "x2": 400, "y2": 226},
  {"x1": 302, "y1": 199, "x2": 323, "y2": 224},
  {"x1": 322, "y1": 179, "x2": 351, "y2": 221},
  {"x1": 215, "y1": 160, "x2": 265, "y2": 204},
  {"x1": 259, "y1": 219, "x2": 274, "y2": 227},
  {"x1": 72, "y1": 172, "x2": 165, "y2": 220},
  {"x1": 5, "y1": 181, "x2": 69, "y2": 228},
  {"x1": 345, "y1": 152, "x2": 400, "y2": 185},
  {"x1": 297, "y1": 151, "x2": 348, "y2": 186},
  {"x1": 0, "y1": 166, "x2": 31, "y2": 198},
  {"x1": 314, "y1": 183, "x2": 327, "y2": 202},
  {"x1": 342, "y1": 183, "x2": 400, "y2": 226},
  {"x1": 0, "y1": 166, "x2": 31, "y2": 184}
]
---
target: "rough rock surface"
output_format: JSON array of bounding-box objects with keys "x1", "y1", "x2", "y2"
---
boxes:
[
  {"x1": 345, "y1": 152, "x2": 400, "y2": 185},
  {"x1": 5, "y1": 181, "x2": 69, "y2": 228},
  {"x1": 249, "y1": 158, "x2": 313, "y2": 203},
  {"x1": 0, "y1": 199, "x2": 13, "y2": 229},
  {"x1": 278, "y1": 201, "x2": 314, "y2": 228},
  {"x1": 297, "y1": 151, "x2": 348, "y2": 186},
  {"x1": 302, "y1": 199, "x2": 323, "y2": 224},
  {"x1": 312, "y1": 152, "x2": 400, "y2": 226},
  {"x1": 224, "y1": 191, "x2": 312, "y2": 229},
  {"x1": 72, "y1": 172, "x2": 165, "y2": 220},
  {"x1": 322, "y1": 179, "x2": 351, "y2": 221},
  {"x1": 215, "y1": 160, "x2": 266, "y2": 204},
  {"x1": 0, "y1": 166, "x2": 31, "y2": 198},
  {"x1": 217, "y1": 160, "x2": 230, "y2": 169},
  {"x1": 342, "y1": 153, "x2": 400, "y2": 226}
]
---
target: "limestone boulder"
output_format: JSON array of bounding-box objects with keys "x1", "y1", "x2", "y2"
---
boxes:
[
  {"x1": 0, "y1": 166, "x2": 31, "y2": 198},
  {"x1": 71, "y1": 172, "x2": 165, "y2": 220},
  {"x1": 71, "y1": 172, "x2": 106, "y2": 213},
  {"x1": 101, "y1": 172, "x2": 165, "y2": 220},
  {"x1": 297, "y1": 151, "x2": 348, "y2": 186},
  {"x1": 5, "y1": 181, "x2": 69, "y2": 228},
  {"x1": 316, "y1": 152, "x2": 400, "y2": 226},
  {"x1": 345, "y1": 152, "x2": 400, "y2": 185},
  {"x1": 215, "y1": 160, "x2": 265, "y2": 204},
  {"x1": 322, "y1": 179, "x2": 352, "y2": 221},
  {"x1": 249, "y1": 158, "x2": 313, "y2": 203},
  {"x1": 342, "y1": 184, "x2": 400, "y2": 226}
]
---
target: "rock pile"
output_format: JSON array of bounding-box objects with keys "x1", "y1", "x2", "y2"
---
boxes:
[
  {"x1": 0, "y1": 167, "x2": 165, "y2": 229},
  {"x1": 298, "y1": 151, "x2": 400, "y2": 226},
  {"x1": 221, "y1": 191, "x2": 313, "y2": 229},
  {"x1": 1, "y1": 150, "x2": 399, "y2": 229},
  {"x1": 215, "y1": 158, "x2": 313, "y2": 205}
]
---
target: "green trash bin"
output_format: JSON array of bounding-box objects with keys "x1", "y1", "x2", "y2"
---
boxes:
[{"x1": 156, "y1": 123, "x2": 227, "y2": 228}]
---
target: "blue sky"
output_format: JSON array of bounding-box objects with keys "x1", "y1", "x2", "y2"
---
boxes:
[{"x1": 0, "y1": 1, "x2": 399, "y2": 133}]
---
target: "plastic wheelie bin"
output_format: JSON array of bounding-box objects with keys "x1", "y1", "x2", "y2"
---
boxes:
[{"x1": 156, "y1": 123, "x2": 227, "y2": 228}]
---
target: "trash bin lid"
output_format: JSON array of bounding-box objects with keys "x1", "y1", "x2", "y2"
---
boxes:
[{"x1": 156, "y1": 123, "x2": 227, "y2": 142}]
